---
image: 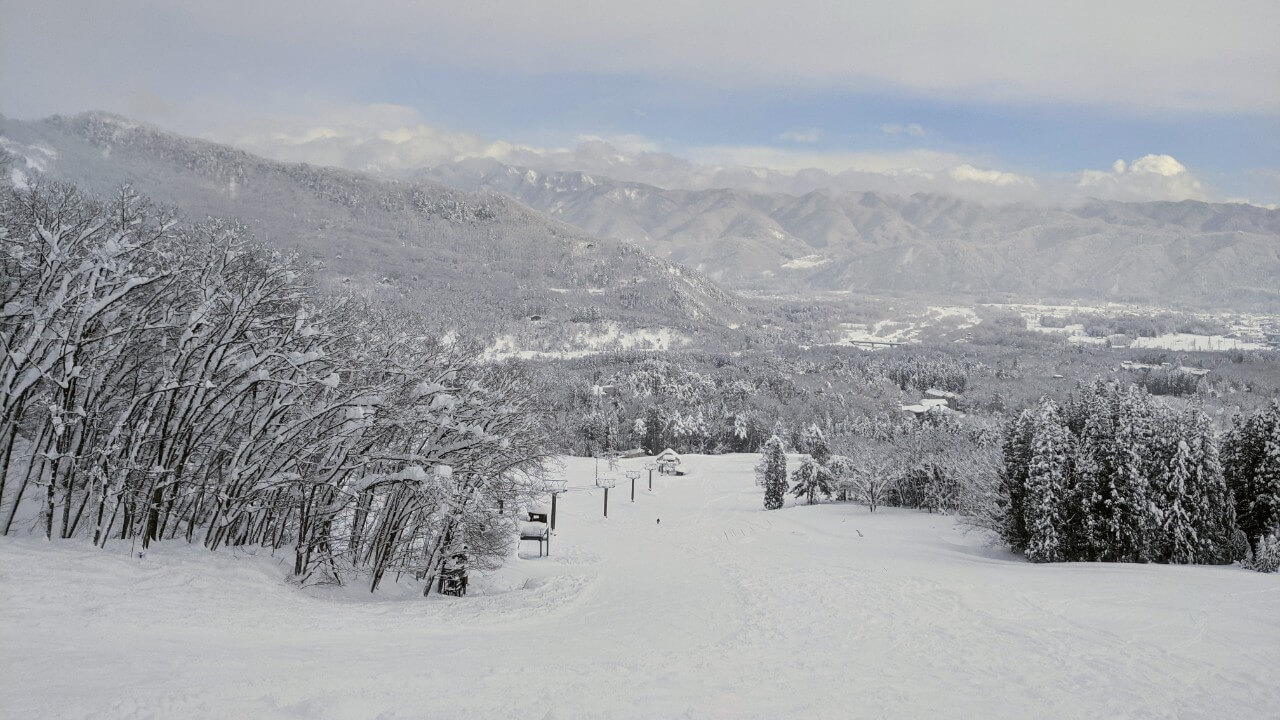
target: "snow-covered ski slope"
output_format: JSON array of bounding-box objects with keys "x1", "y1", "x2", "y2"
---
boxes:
[{"x1": 2, "y1": 454, "x2": 1276, "y2": 719}]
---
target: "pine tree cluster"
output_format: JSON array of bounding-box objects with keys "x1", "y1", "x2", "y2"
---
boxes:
[
  {"x1": 1222, "y1": 400, "x2": 1280, "y2": 567},
  {"x1": 1000, "y1": 381, "x2": 1238, "y2": 564}
]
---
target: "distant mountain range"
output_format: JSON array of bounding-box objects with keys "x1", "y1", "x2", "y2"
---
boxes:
[
  {"x1": 0, "y1": 113, "x2": 747, "y2": 341},
  {"x1": 3, "y1": 112, "x2": 1276, "y2": 332},
  {"x1": 422, "y1": 158, "x2": 1280, "y2": 309}
]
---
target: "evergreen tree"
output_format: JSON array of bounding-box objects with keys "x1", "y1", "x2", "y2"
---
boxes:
[
  {"x1": 642, "y1": 405, "x2": 664, "y2": 455},
  {"x1": 1109, "y1": 385, "x2": 1159, "y2": 562},
  {"x1": 1253, "y1": 403, "x2": 1280, "y2": 542},
  {"x1": 1023, "y1": 400, "x2": 1072, "y2": 562},
  {"x1": 770, "y1": 420, "x2": 790, "y2": 450},
  {"x1": 790, "y1": 455, "x2": 834, "y2": 505},
  {"x1": 1161, "y1": 437, "x2": 1198, "y2": 563},
  {"x1": 1073, "y1": 409, "x2": 1112, "y2": 561},
  {"x1": 999, "y1": 408, "x2": 1036, "y2": 550},
  {"x1": 1184, "y1": 408, "x2": 1236, "y2": 563},
  {"x1": 1223, "y1": 401, "x2": 1280, "y2": 550},
  {"x1": 800, "y1": 424, "x2": 831, "y2": 466},
  {"x1": 758, "y1": 435, "x2": 788, "y2": 510},
  {"x1": 1249, "y1": 533, "x2": 1280, "y2": 573}
]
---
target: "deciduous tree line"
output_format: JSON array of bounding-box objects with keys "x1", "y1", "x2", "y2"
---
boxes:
[
  {"x1": 758, "y1": 419, "x2": 1001, "y2": 517},
  {"x1": 0, "y1": 181, "x2": 551, "y2": 593}
]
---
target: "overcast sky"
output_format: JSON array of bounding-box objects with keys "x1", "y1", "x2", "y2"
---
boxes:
[{"x1": 2, "y1": 0, "x2": 1277, "y2": 205}]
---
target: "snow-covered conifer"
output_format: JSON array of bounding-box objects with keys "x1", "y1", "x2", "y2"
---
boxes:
[
  {"x1": 999, "y1": 408, "x2": 1036, "y2": 550},
  {"x1": 1023, "y1": 400, "x2": 1072, "y2": 562},
  {"x1": 800, "y1": 424, "x2": 831, "y2": 466},
  {"x1": 790, "y1": 454, "x2": 834, "y2": 505},
  {"x1": 1223, "y1": 401, "x2": 1280, "y2": 553},
  {"x1": 1248, "y1": 533, "x2": 1279, "y2": 573},
  {"x1": 1161, "y1": 438, "x2": 1198, "y2": 563},
  {"x1": 758, "y1": 435, "x2": 787, "y2": 510}
]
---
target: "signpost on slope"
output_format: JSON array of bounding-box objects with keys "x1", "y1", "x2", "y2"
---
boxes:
[
  {"x1": 596, "y1": 474, "x2": 617, "y2": 518},
  {"x1": 626, "y1": 470, "x2": 642, "y2": 502}
]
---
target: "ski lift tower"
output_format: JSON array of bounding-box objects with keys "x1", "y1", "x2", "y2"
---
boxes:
[{"x1": 548, "y1": 478, "x2": 568, "y2": 530}]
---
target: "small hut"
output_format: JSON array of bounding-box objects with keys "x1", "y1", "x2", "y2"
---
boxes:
[{"x1": 655, "y1": 448, "x2": 682, "y2": 475}]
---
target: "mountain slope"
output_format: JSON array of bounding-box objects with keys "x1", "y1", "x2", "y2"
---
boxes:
[
  {"x1": 0, "y1": 113, "x2": 746, "y2": 341},
  {"x1": 423, "y1": 158, "x2": 1280, "y2": 308}
]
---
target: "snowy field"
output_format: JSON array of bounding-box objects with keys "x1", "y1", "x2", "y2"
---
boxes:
[
  {"x1": 2, "y1": 454, "x2": 1277, "y2": 719},
  {"x1": 835, "y1": 306, "x2": 982, "y2": 348},
  {"x1": 831, "y1": 301, "x2": 1277, "y2": 352},
  {"x1": 484, "y1": 323, "x2": 689, "y2": 360}
]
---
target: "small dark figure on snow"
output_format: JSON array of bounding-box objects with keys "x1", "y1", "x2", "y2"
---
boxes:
[{"x1": 656, "y1": 518, "x2": 661, "y2": 525}]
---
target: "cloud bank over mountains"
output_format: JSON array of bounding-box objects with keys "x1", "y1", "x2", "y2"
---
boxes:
[
  {"x1": 187, "y1": 103, "x2": 1229, "y2": 207},
  {"x1": 4, "y1": 0, "x2": 1275, "y2": 207}
]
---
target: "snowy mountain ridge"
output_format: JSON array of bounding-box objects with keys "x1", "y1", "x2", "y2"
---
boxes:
[
  {"x1": 0, "y1": 112, "x2": 747, "y2": 341},
  {"x1": 422, "y1": 157, "x2": 1280, "y2": 309}
]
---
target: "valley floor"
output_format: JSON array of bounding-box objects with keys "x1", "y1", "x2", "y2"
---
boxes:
[{"x1": 2, "y1": 454, "x2": 1277, "y2": 719}]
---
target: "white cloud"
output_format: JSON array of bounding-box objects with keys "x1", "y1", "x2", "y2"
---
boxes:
[
  {"x1": 779, "y1": 128, "x2": 823, "y2": 143},
  {"x1": 172, "y1": 102, "x2": 546, "y2": 172},
  {"x1": 149, "y1": 103, "x2": 1236, "y2": 206},
  {"x1": 880, "y1": 123, "x2": 926, "y2": 137},
  {"x1": 1128, "y1": 154, "x2": 1188, "y2": 177},
  {"x1": 948, "y1": 164, "x2": 1037, "y2": 187},
  {"x1": 1225, "y1": 198, "x2": 1280, "y2": 210},
  {"x1": 685, "y1": 146, "x2": 965, "y2": 175},
  {"x1": 1076, "y1": 154, "x2": 1206, "y2": 201},
  {"x1": 574, "y1": 133, "x2": 662, "y2": 154}
]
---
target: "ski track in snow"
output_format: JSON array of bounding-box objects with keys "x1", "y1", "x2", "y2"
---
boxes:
[{"x1": 2, "y1": 454, "x2": 1278, "y2": 719}]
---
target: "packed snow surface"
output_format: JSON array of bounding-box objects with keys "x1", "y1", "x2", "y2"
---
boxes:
[{"x1": 3, "y1": 454, "x2": 1277, "y2": 719}]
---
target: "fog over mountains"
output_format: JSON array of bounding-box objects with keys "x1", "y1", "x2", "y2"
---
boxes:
[
  {"x1": 0, "y1": 113, "x2": 745, "y2": 338},
  {"x1": 424, "y1": 158, "x2": 1280, "y2": 309}
]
